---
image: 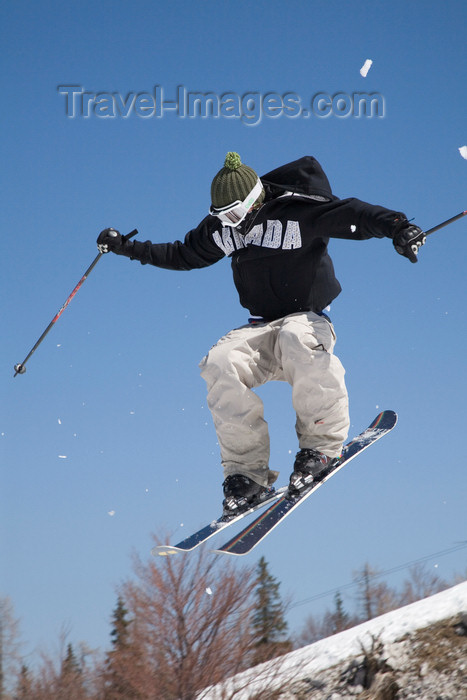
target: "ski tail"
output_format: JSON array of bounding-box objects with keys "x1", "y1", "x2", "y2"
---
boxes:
[{"x1": 151, "y1": 486, "x2": 287, "y2": 556}]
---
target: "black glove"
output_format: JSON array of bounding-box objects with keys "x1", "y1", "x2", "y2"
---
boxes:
[
  {"x1": 393, "y1": 224, "x2": 426, "y2": 263},
  {"x1": 97, "y1": 228, "x2": 123, "y2": 254}
]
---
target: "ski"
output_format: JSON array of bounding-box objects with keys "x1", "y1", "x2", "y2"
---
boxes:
[
  {"x1": 151, "y1": 486, "x2": 287, "y2": 556},
  {"x1": 214, "y1": 410, "x2": 397, "y2": 556}
]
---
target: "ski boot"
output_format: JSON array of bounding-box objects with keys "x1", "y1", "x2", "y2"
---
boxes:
[
  {"x1": 222, "y1": 474, "x2": 272, "y2": 519},
  {"x1": 288, "y1": 448, "x2": 339, "y2": 496}
]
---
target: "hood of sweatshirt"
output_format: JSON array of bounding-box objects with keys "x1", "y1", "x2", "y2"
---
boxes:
[{"x1": 261, "y1": 155, "x2": 334, "y2": 200}]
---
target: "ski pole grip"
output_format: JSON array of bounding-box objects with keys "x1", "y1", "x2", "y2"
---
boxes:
[{"x1": 123, "y1": 228, "x2": 138, "y2": 241}]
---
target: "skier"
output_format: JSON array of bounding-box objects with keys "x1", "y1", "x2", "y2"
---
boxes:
[{"x1": 97, "y1": 152, "x2": 426, "y2": 517}]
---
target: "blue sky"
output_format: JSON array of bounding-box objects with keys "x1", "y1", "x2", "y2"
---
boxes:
[{"x1": 1, "y1": 0, "x2": 466, "y2": 664}]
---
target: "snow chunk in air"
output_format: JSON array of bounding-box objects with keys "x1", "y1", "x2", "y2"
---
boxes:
[{"x1": 360, "y1": 59, "x2": 373, "y2": 77}]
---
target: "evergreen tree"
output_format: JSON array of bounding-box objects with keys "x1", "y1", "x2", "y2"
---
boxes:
[
  {"x1": 62, "y1": 643, "x2": 81, "y2": 677},
  {"x1": 330, "y1": 591, "x2": 350, "y2": 634},
  {"x1": 110, "y1": 597, "x2": 131, "y2": 650},
  {"x1": 104, "y1": 596, "x2": 139, "y2": 700},
  {"x1": 14, "y1": 664, "x2": 32, "y2": 700},
  {"x1": 251, "y1": 556, "x2": 291, "y2": 664},
  {"x1": 58, "y1": 643, "x2": 85, "y2": 700}
]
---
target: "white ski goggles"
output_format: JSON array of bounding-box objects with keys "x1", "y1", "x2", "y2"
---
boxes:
[{"x1": 209, "y1": 179, "x2": 263, "y2": 227}]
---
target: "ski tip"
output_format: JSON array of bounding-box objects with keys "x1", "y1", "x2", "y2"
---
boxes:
[{"x1": 376, "y1": 409, "x2": 398, "y2": 425}]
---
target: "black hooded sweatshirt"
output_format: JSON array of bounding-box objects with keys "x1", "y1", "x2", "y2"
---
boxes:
[{"x1": 116, "y1": 156, "x2": 408, "y2": 321}]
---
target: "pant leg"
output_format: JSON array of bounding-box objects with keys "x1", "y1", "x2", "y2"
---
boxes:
[
  {"x1": 199, "y1": 323, "x2": 281, "y2": 487},
  {"x1": 278, "y1": 312, "x2": 349, "y2": 458}
]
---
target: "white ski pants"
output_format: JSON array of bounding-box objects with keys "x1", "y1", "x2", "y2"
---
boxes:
[{"x1": 199, "y1": 311, "x2": 350, "y2": 486}]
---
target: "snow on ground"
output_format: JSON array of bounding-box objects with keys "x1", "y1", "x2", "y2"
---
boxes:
[{"x1": 199, "y1": 580, "x2": 467, "y2": 699}]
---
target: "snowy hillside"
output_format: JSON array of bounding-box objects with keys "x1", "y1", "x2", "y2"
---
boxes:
[{"x1": 199, "y1": 580, "x2": 467, "y2": 699}]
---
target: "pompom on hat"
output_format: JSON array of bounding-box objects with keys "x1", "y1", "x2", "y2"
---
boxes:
[{"x1": 211, "y1": 152, "x2": 264, "y2": 208}]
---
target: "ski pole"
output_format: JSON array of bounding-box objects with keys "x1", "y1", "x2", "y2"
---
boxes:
[
  {"x1": 14, "y1": 228, "x2": 138, "y2": 377},
  {"x1": 425, "y1": 210, "x2": 466, "y2": 236}
]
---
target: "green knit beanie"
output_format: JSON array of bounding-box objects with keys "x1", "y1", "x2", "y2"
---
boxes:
[{"x1": 211, "y1": 152, "x2": 263, "y2": 208}]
